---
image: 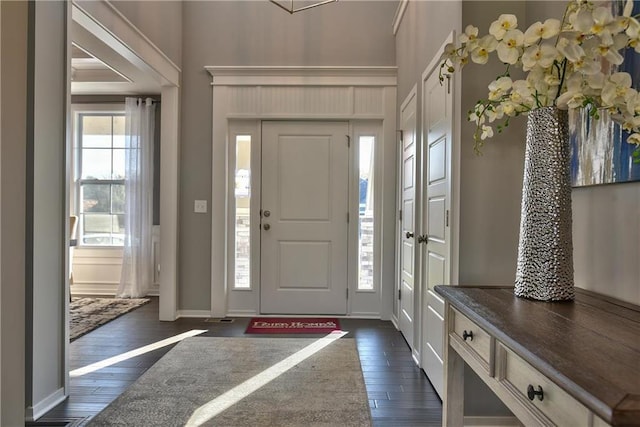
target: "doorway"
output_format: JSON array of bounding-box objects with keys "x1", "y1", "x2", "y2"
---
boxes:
[{"x1": 260, "y1": 121, "x2": 349, "y2": 314}]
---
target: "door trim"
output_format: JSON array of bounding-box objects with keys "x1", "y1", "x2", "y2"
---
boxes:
[{"x1": 209, "y1": 67, "x2": 397, "y2": 318}]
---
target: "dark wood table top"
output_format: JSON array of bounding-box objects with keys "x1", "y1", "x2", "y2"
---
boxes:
[{"x1": 435, "y1": 285, "x2": 640, "y2": 426}]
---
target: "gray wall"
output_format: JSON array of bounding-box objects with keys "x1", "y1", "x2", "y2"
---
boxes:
[
  {"x1": 110, "y1": 1, "x2": 182, "y2": 68},
  {"x1": 1, "y1": 2, "x2": 27, "y2": 424},
  {"x1": 458, "y1": 1, "x2": 528, "y2": 285},
  {"x1": 179, "y1": 0, "x2": 397, "y2": 310}
]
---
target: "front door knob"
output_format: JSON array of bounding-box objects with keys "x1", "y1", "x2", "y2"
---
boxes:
[
  {"x1": 263, "y1": 210, "x2": 271, "y2": 218},
  {"x1": 263, "y1": 224, "x2": 271, "y2": 230}
]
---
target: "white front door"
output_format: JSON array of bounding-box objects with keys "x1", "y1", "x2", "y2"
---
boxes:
[
  {"x1": 420, "y1": 56, "x2": 453, "y2": 399},
  {"x1": 398, "y1": 89, "x2": 418, "y2": 348},
  {"x1": 260, "y1": 121, "x2": 349, "y2": 315}
]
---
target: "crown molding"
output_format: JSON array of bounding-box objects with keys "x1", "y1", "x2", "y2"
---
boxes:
[{"x1": 205, "y1": 66, "x2": 397, "y2": 87}]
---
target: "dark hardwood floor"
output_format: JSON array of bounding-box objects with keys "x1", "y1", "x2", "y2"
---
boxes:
[{"x1": 38, "y1": 297, "x2": 442, "y2": 426}]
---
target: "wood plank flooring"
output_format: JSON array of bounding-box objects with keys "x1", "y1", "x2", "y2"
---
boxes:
[{"x1": 38, "y1": 298, "x2": 442, "y2": 426}]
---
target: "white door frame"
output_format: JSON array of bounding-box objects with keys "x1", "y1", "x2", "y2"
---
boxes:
[
  {"x1": 71, "y1": 1, "x2": 181, "y2": 321},
  {"x1": 207, "y1": 66, "x2": 397, "y2": 318}
]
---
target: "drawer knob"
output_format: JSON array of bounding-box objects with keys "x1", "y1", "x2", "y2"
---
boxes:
[
  {"x1": 462, "y1": 330, "x2": 474, "y2": 341},
  {"x1": 527, "y1": 384, "x2": 544, "y2": 401}
]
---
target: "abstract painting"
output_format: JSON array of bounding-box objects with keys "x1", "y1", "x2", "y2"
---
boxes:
[{"x1": 570, "y1": 0, "x2": 640, "y2": 186}]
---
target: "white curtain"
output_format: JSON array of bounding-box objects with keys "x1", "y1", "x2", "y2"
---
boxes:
[{"x1": 117, "y1": 97, "x2": 155, "y2": 298}]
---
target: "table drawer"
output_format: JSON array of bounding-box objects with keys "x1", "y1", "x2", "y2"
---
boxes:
[
  {"x1": 496, "y1": 342, "x2": 590, "y2": 426},
  {"x1": 450, "y1": 307, "x2": 492, "y2": 373}
]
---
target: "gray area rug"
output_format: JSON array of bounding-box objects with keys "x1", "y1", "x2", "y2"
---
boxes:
[
  {"x1": 88, "y1": 336, "x2": 372, "y2": 426},
  {"x1": 70, "y1": 297, "x2": 150, "y2": 342}
]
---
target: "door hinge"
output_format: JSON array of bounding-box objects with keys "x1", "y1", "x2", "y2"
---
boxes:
[
  {"x1": 346, "y1": 135, "x2": 351, "y2": 148},
  {"x1": 259, "y1": 209, "x2": 263, "y2": 217},
  {"x1": 398, "y1": 130, "x2": 403, "y2": 144},
  {"x1": 446, "y1": 75, "x2": 451, "y2": 94},
  {"x1": 398, "y1": 289, "x2": 401, "y2": 300},
  {"x1": 347, "y1": 288, "x2": 349, "y2": 299},
  {"x1": 399, "y1": 209, "x2": 402, "y2": 221},
  {"x1": 347, "y1": 212, "x2": 350, "y2": 223},
  {"x1": 446, "y1": 209, "x2": 449, "y2": 227}
]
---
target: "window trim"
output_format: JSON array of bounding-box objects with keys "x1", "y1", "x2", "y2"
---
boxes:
[{"x1": 71, "y1": 104, "x2": 126, "y2": 248}]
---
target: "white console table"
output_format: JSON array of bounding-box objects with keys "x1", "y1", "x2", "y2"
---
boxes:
[{"x1": 435, "y1": 286, "x2": 640, "y2": 426}]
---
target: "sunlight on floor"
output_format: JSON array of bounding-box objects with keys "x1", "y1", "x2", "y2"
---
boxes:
[
  {"x1": 185, "y1": 330, "x2": 348, "y2": 427},
  {"x1": 70, "y1": 329, "x2": 208, "y2": 377}
]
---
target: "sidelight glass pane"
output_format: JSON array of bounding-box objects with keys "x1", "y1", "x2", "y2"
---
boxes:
[
  {"x1": 234, "y1": 135, "x2": 251, "y2": 289},
  {"x1": 358, "y1": 136, "x2": 375, "y2": 290}
]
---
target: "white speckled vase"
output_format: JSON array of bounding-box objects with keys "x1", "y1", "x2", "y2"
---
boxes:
[{"x1": 515, "y1": 106, "x2": 575, "y2": 301}]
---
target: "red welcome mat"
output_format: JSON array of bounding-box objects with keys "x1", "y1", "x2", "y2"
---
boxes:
[{"x1": 245, "y1": 317, "x2": 341, "y2": 334}]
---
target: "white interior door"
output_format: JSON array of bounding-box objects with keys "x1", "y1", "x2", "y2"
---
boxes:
[
  {"x1": 398, "y1": 89, "x2": 417, "y2": 348},
  {"x1": 260, "y1": 121, "x2": 349, "y2": 315},
  {"x1": 420, "y1": 59, "x2": 452, "y2": 399}
]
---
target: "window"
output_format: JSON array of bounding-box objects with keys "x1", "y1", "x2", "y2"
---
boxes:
[
  {"x1": 75, "y1": 111, "x2": 126, "y2": 246},
  {"x1": 234, "y1": 135, "x2": 252, "y2": 289},
  {"x1": 358, "y1": 135, "x2": 375, "y2": 290}
]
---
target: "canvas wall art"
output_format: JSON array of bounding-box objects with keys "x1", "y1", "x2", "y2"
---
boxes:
[{"x1": 570, "y1": 0, "x2": 640, "y2": 186}]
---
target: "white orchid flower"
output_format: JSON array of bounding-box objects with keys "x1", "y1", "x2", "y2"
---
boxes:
[
  {"x1": 556, "y1": 73, "x2": 586, "y2": 109},
  {"x1": 624, "y1": 0, "x2": 634, "y2": 17},
  {"x1": 585, "y1": 72, "x2": 606, "y2": 90},
  {"x1": 591, "y1": 7, "x2": 616, "y2": 45},
  {"x1": 522, "y1": 44, "x2": 557, "y2": 71},
  {"x1": 497, "y1": 29, "x2": 524, "y2": 64},
  {"x1": 556, "y1": 37, "x2": 587, "y2": 63},
  {"x1": 626, "y1": 19, "x2": 640, "y2": 51},
  {"x1": 597, "y1": 44, "x2": 624, "y2": 65},
  {"x1": 488, "y1": 76, "x2": 513, "y2": 101},
  {"x1": 468, "y1": 108, "x2": 485, "y2": 125},
  {"x1": 523, "y1": 19, "x2": 562, "y2": 45},
  {"x1": 571, "y1": 54, "x2": 602, "y2": 75},
  {"x1": 623, "y1": 90, "x2": 640, "y2": 116},
  {"x1": 627, "y1": 133, "x2": 640, "y2": 146},
  {"x1": 460, "y1": 25, "x2": 479, "y2": 46},
  {"x1": 480, "y1": 125, "x2": 494, "y2": 140},
  {"x1": 485, "y1": 105, "x2": 505, "y2": 123},
  {"x1": 544, "y1": 72, "x2": 561, "y2": 87},
  {"x1": 602, "y1": 72, "x2": 633, "y2": 106},
  {"x1": 500, "y1": 100, "x2": 519, "y2": 116},
  {"x1": 470, "y1": 35, "x2": 498, "y2": 64},
  {"x1": 489, "y1": 14, "x2": 518, "y2": 41},
  {"x1": 510, "y1": 79, "x2": 536, "y2": 107}
]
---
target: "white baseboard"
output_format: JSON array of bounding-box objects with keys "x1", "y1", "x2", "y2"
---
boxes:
[
  {"x1": 71, "y1": 282, "x2": 160, "y2": 297},
  {"x1": 349, "y1": 311, "x2": 381, "y2": 318},
  {"x1": 464, "y1": 416, "x2": 521, "y2": 427},
  {"x1": 177, "y1": 310, "x2": 211, "y2": 318},
  {"x1": 226, "y1": 309, "x2": 257, "y2": 317},
  {"x1": 26, "y1": 388, "x2": 66, "y2": 421},
  {"x1": 70, "y1": 282, "x2": 118, "y2": 296}
]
